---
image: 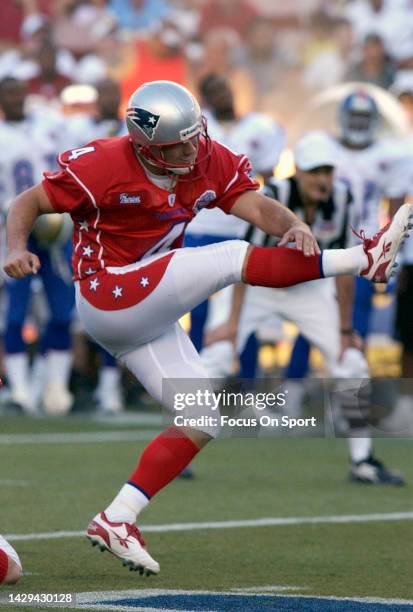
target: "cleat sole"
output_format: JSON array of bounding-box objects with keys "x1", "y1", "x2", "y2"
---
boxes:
[{"x1": 87, "y1": 525, "x2": 160, "y2": 576}]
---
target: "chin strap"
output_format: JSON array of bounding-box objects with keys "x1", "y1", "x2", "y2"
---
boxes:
[{"x1": 132, "y1": 134, "x2": 212, "y2": 184}]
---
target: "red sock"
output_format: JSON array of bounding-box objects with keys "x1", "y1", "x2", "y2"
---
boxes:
[
  {"x1": 244, "y1": 246, "x2": 323, "y2": 288},
  {"x1": 0, "y1": 549, "x2": 9, "y2": 584},
  {"x1": 128, "y1": 427, "x2": 200, "y2": 498}
]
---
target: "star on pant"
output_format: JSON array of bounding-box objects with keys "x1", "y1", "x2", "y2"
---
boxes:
[
  {"x1": 112, "y1": 285, "x2": 123, "y2": 298},
  {"x1": 140, "y1": 276, "x2": 149, "y2": 287}
]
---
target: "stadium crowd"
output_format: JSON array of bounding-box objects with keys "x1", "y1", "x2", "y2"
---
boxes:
[{"x1": 0, "y1": 0, "x2": 412, "y2": 429}]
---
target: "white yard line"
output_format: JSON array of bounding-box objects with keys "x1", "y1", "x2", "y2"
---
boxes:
[
  {"x1": 231, "y1": 585, "x2": 307, "y2": 592},
  {"x1": 0, "y1": 430, "x2": 159, "y2": 445},
  {"x1": 92, "y1": 413, "x2": 163, "y2": 426},
  {"x1": 5, "y1": 511, "x2": 413, "y2": 542},
  {"x1": 0, "y1": 479, "x2": 30, "y2": 486}
]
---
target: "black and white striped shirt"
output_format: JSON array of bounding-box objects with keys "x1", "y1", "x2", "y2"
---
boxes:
[{"x1": 245, "y1": 176, "x2": 357, "y2": 250}]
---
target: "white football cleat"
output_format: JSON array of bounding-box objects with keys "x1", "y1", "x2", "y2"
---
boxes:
[
  {"x1": 97, "y1": 390, "x2": 123, "y2": 414},
  {"x1": 9, "y1": 384, "x2": 39, "y2": 415},
  {"x1": 86, "y1": 512, "x2": 160, "y2": 575},
  {"x1": 42, "y1": 381, "x2": 73, "y2": 415},
  {"x1": 9, "y1": 385, "x2": 30, "y2": 408},
  {"x1": 95, "y1": 383, "x2": 123, "y2": 414},
  {"x1": 95, "y1": 367, "x2": 124, "y2": 414},
  {"x1": 357, "y1": 203, "x2": 413, "y2": 283}
]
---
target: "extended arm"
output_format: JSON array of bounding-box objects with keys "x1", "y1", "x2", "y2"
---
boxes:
[
  {"x1": 204, "y1": 283, "x2": 246, "y2": 347},
  {"x1": 4, "y1": 183, "x2": 55, "y2": 278},
  {"x1": 336, "y1": 275, "x2": 354, "y2": 332},
  {"x1": 388, "y1": 196, "x2": 405, "y2": 219},
  {"x1": 231, "y1": 190, "x2": 320, "y2": 256},
  {"x1": 336, "y1": 275, "x2": 363, "y2": 355}
]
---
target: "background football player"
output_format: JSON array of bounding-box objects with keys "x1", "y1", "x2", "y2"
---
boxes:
[{"x1": 0, "y1": 77, "x2": 75, "y2": 414}]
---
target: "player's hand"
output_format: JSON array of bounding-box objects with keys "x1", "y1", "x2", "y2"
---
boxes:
[
  {"x1": 278, "y1": 223, "x2": 321, "y2": 256},
  {"x1": 204, "y1": 321, "x2": 238, "y2": 348},
  {"x1": 3, "y1": 249, "x2": 41, "y2": 278}
]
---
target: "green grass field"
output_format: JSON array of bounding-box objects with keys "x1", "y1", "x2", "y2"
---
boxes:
[{"x1": 0, "y1": 413, "x2": 412, "y2": 610}]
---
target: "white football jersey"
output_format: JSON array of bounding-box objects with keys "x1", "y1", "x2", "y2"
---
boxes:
[
  {"x1": 345, "y1": 0, "x2": 413, "y2": 61},
  {"x1": 331, "y1": 136, "x2": 411, "y2": 238},
  {"x1": 66, "y1": 114, "x2": 128, "y2": 145},
  {"x1": 204, "y1": 112, "x2": 285, "y2": 176},
  {"x1": 0, "y1": 112, "x2": 77, "y2": 279},
  {"x1": 399, "y1": 135, "x2": 413, "y2": 264},
  {"x1": 186, "y1": 112, "x2": 285, "y2": 238},
  {"x1": 0, "y1": 111, "x2": 78, "y2": 213},
  {"x1": 401, "y1": 232, "x2": 413, "y2": 264},
  {"x1": 0, "y1": 122, "x2": 49, "y2": 213}
]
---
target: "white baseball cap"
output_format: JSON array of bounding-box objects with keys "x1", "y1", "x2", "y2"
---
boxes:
[{"x1": 294, "y1": 130, "x2": 338, "y2": 171}]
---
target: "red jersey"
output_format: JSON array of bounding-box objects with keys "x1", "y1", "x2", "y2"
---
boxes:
[{"x1": 42, "y1": 136, "x2": 259, "y2": 280}]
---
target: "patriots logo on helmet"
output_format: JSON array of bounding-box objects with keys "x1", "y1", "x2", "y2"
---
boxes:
[{"x1": 126, "y1": 107, "x2": 160, "y2": 140}]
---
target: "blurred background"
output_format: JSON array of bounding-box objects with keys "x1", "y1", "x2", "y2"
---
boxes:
[{"x1": 1, "y1": 0, "x2": 413, "y2": 131}]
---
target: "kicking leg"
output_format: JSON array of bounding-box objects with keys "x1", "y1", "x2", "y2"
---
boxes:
[{"x1": 242, "y1": 203, "x2": 412, "y2": 286}]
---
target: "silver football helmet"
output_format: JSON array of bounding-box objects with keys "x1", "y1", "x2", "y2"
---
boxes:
[{"x1": 126, "y1": 80, "x2": 209, "y2": 174}]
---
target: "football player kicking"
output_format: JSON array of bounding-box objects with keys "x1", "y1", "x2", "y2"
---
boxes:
[
  {"x1": 4, "y1": 81, "x2": 412, "y2": 576},
  {"x1": 0, "y1": 535, "x2": 22, "y2": 585}
]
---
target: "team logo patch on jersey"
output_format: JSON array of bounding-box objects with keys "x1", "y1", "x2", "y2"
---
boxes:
[
  {"x1": 126, "y1": 108, "x2": 160, "y2": 141},
  {"x1": 119, "y1": 193, "x2": 142, "y2": 205},
  {"x1": 193, "y1": 190, "x2": 217, "y2": 214}
]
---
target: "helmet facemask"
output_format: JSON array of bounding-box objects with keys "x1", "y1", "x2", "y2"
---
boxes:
[
  {"x1": 339, "y1": 92, "x2": 379, "y2": 147},
  {"x1": 133, "y1": 116, "x2": 211, "y2": 175}
]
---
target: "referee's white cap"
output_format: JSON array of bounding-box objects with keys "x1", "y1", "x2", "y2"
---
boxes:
[{"x1": 294, "y1": 130, "x2": 338, "y2": 171}]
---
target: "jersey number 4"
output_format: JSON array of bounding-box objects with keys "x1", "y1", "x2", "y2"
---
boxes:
[
  {"x1": 144, "y1": 221, "x2": 187, "y2": 257},
  {"x1": 68, "y1": 146, "x2": 96, "y2": 161}
]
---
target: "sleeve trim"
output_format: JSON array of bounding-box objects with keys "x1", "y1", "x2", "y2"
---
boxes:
[
  {"x1": 58, "y1": 152, "x2": 69, "y2": 167},
  {"x1": 223, "y1": 155, "x2": 251, "y2": 194},
  {"x1": 224, "y1": 170, "x2": 239, "y2": 194}
]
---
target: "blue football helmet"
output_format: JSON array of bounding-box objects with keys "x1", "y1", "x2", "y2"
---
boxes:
[{"x1": 339, "y1": 91, "x2": 379, "y2": 147}]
